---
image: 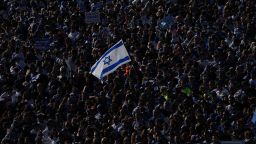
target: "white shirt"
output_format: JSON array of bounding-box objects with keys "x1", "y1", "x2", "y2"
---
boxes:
[{"x1": 68, "y1": 31, "x2": 80, "y2": 42}]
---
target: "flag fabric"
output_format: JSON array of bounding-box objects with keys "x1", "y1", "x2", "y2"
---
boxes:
[{"x1": 90, "y1": 40, "x2": 131, "y2": 80}]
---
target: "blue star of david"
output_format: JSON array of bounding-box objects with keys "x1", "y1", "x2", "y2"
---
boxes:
[{"x1": 103, "y1": 56, "x2": 112, "y2": 65}]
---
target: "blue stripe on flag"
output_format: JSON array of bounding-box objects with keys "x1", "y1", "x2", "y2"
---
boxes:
[
  {"x1": 90, "y1": 40, "x2": 123, "y2": 73},
  {"x1": 100, "y1": 56, "x2": 130, "y2": 79}
]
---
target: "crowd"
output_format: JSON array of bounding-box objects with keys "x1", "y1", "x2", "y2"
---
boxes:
[{"x1": 0, "y1": 0, "x2": 256, "y2": 143}]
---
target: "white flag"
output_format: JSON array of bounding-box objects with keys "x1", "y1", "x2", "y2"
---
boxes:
[{"x1": 90, "y1": 40, "x2": 131, "y2": 79}]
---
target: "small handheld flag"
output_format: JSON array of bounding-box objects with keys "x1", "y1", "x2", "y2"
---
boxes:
[{"x1": 90, "y1": 40, "x2": 131, "y2": 80}]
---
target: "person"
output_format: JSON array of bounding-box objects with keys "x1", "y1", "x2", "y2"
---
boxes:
[{"x1": 0, "y1": 0, "x2": 256, "y2": 143}]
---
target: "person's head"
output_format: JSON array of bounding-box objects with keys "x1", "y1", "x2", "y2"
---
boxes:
[{"x1": 101, "y1": 137, "x2": 108, "y2": 144}]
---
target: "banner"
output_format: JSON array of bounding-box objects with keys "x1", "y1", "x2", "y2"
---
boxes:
[
  {"x1": 34, "y1": 38, "x2": 51, "y2": 50},
  {"x1": 85, "y1": 12, "x2": 100, "y2": 24}
]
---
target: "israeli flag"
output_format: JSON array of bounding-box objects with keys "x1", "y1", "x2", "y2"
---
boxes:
[{"x1": 90, "y1": 40, "x2": 131, "y2": 80}]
